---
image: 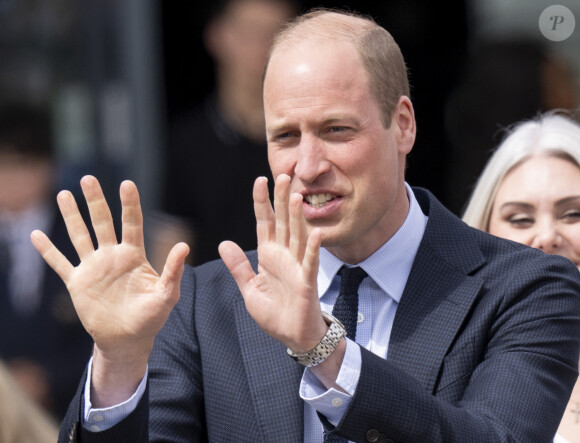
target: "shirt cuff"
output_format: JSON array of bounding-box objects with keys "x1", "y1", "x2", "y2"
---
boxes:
[
  {"x1": 82, "y1": 356, "x2": 148, "y2": 432},
  {"x1": 299, "y1": 338, "x2": 362, "y2": 426}
]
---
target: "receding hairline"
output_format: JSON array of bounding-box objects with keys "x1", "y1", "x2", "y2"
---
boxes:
[
  {"x1": 268, "y1": 9, "x2": 383, "y2": 60},
  {"x1": 263, "y1": 8, "x2": 409, "y2": 128}
]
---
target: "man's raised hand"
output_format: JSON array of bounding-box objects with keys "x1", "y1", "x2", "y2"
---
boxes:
[
  {"x1": 30, "y1": 176, "x2": 189, "y2": 405},
  {"x1": 219, "y1": 174, "x2": 327, "y2": 354}
]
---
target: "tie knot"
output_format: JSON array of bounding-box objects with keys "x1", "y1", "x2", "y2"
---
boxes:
[{"x1": 338, "y1": 266, "x2": 367, "y2": 294}]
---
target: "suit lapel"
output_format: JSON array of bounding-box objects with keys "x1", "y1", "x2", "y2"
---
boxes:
[
  {"x1": 387, "y1": 188, "x2": 486, "y2": 392},
  {"x1": 387, "y1": 246, "x2": 484, "y2": 392},
  {"x1": 234, "y1": 297, "x2": 305, "y2": 442}
]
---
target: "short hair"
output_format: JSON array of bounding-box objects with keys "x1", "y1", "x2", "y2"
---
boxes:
[
  {"x1": 264, "y1": 7, "x2": 410, "y2": 128},
  {"x1": 462, "y1": 111, "x2": 580, "y2": 231},
  {"x1": 0, "y1": 101, "x2": 53, "y2": 158}
]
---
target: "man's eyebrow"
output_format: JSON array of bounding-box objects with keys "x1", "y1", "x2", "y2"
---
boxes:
[
  {"x1": 267, "y1": 123, "x2": 293, "y2": 136},
  {"x1": 267, "y1": 115, "x2": 354, "y2": 132}
]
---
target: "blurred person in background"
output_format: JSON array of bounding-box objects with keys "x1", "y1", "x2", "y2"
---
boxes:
[
  {"x1": 0, "y1": 101, "x2": 93, "y2": 421},
  {"x1": 0, "y1": 359, "x2": 59, "y2": 443},
  {"x1": 445, "y1": 39, "x2": 579, "y2": 216},
  {"x1": 154, "y1": 0, "x2": 300, "y2": 269},
  {"x1": 462, "y1": 111, "x2": 580, "y2": 443}
]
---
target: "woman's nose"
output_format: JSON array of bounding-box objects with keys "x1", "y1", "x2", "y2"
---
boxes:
[{"x1": 530, "y1": 220, "x2": 562, "y2": 253}]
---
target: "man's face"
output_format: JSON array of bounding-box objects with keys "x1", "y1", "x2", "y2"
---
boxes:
[{"x1": 264, "y1": 39, "x2": 414, "y2": 263}]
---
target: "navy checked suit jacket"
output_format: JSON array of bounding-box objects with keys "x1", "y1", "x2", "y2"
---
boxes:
[{"x1": 59, "y1": 188, "x2": 580, "y2": 442}]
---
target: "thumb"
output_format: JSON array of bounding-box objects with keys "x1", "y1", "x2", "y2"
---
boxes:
[
  {"x1": 159, "y1": 242, "x2": 190, "y2": 291},
  {"x1": 219, "y1": 241, "x2": 256, "y2": 293}
]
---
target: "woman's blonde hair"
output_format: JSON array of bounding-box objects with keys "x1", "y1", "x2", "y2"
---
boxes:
[{"x1": 462, "y1": 111, "x2": 580, "y2": 231}]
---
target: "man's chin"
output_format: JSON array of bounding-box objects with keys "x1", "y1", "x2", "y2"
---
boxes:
[{"x1": 317, "y1": 229, "x2": 344, "y2": 248}]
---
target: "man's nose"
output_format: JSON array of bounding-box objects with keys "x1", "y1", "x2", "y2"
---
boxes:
[{"x1": 294, "y1": 137, "x2": 331, "y2": 183}]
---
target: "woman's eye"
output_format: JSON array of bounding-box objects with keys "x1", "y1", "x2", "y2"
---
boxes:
[
  {"x1": 562, "y1": 209, "x2": 580, "y2": 221},
  {"x1": 507, "y1": 215, "x2": 534, "y2": 227}
]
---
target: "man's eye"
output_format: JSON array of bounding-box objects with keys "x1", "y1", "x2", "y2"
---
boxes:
[
  {"x1": 270, "y1": 132, "x2": 300, "y2": 148},
  {"x1": 325, "y1": 126, "x2": 355, "y2": 140},
  {"x1": 274, "y1": 132, "x2": 296, "y2": 141},
  {"x1": 328, "y1": 126, "x2": 347, "y2": 133}
]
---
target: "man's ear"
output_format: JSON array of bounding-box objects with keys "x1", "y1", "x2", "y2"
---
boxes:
[{"x1": 393, "y1": 96, "x2": 416, "y2": 155}]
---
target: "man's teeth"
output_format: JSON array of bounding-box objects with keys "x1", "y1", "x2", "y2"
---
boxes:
[{"x1": 305, "y1": 193, "x2": 335, "y2": 209}]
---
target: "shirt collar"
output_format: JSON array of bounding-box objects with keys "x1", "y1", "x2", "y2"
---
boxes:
[{"x1": 317, "y1": 183, "x2": 428, "y2": 302}]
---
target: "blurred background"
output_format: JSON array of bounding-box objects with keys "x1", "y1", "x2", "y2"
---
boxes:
[
  {"x1": 1, "y1": 0, "x2": 579, "y2": 216},
  {"x1": 0, "y1": 0, "x2": 579, "y2": 426}
]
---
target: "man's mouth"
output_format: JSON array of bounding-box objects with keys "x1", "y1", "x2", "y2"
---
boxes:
[{"x1": 304, "y1": 193, "x2": 336, "y2": 209}]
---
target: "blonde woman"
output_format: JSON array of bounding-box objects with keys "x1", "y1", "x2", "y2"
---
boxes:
[{"x1": 463, "y1": 111, "x2": 580, "y2": 443}]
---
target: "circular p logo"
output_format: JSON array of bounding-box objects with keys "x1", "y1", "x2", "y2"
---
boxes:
[{"x1": 539, "y1": 5, "x2": 575, "y2": 41}]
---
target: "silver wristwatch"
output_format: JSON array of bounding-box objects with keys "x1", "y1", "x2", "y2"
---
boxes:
[{"x1": 287, "y1": 311, "x2": 346, "y2": 367}]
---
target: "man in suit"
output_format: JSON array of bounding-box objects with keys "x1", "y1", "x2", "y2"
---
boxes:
[
  {"x1": 0, "y1": 101, "x2": 93, "y2": 421},
  {"x1": 32, "y1": 8, "x2": 580, "y2": 442}
]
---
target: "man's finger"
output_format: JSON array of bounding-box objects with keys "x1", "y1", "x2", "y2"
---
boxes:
[
  {"x1": 120, "y1": 180, "x2": 145, "y2": 249},
  {"x1": 302, "y1": 228, "x2": 322, "y2": 288},
  {"x1": 159, "y1": 242, "x2": 190, "y2": 304},
  {"x1": 57, "y1": 189, "x2": 95, "y2": 260},
  {"x1": 289, "y1": 192, "x2": 306, "y2": 262},
  {"x1": 81, "y1": 175, "x2": 118, "y2": 248},
  {"x1": 274, "y1": 174, "x2": 291, "y2": 247},
  {"x1": 253, "y1": 177, "x2": 275, "y2": 245},
  {"x1": 30, "y1": 230, "x2": 74, "y2": 282}
]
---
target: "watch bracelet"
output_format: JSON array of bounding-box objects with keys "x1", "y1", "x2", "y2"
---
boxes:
[{"x1": 286, "y1": 311, "x2": 346, "y2": 367}]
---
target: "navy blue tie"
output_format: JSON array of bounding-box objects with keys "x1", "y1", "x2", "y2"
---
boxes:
[
  {"x1": 332, "y1": 266, "x2": 367, "y2": 341},
  {"x1": 323, "y1": 266, "x2": 367, "y2": 443}
]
